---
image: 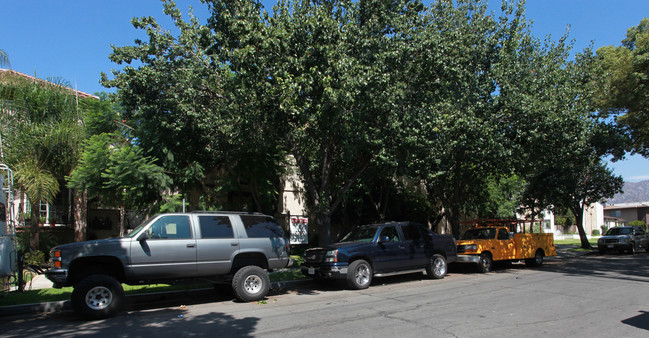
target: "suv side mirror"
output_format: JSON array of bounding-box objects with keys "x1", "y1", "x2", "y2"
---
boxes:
[{"x1": 137, "y1": 231, "x2": 149, "y2": 242}]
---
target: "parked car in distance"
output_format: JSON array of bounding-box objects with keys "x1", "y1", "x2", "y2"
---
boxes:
[
  {"x1": 301, "y1": 222, "x2": 457, "y2": 290},
  {"x1": 45, "y1": 211, "x2": 292, "y2": 319},
  {"x1": 597, "y1": 226, "x2": 649, "y2": 254}
]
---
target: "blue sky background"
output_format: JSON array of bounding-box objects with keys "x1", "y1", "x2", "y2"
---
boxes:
[{"x1": 1, "y1": 0, "x2": 648, "y2": 182}]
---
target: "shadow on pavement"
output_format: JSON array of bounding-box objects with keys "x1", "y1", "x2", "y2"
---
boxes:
[{"x1": 622, "y1": 311, "x2": 649, "y2": 331}]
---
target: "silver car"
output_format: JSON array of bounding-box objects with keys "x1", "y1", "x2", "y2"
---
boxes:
[{"x1": 597, "y1": 226, "x2": 649, "y2": 254}]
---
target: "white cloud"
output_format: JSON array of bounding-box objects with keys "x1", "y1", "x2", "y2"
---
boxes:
[{"x1": 627, "y1": 175, "x2": 649, "y2": 182}]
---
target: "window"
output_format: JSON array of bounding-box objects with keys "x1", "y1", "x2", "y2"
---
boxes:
[
  {"x1": 198, "y1": 216, "x2": 234, "y2": 239},
  {"x1": 148, "y1": 215, "x2": 192, "y2": 239},
  {"x1": 379, "y1": 226, "x2": 401, "y2": 242},
  {"x1": 402, "y1": 224, "x2": 422, "y2": 241},
  {"x1": 241, "y1": 215, "x2": 284, "y2": 238},
  {"x1": 498, "y1": 228, "x2": 509, "y2": 240},
  {"x1": 608, "y1": 210, "x2": 621, "y2": 218}
]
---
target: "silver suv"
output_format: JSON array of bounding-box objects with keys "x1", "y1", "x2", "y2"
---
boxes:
[{"x1": 45, "y1": 211, "x2": 292, "y2": 319}]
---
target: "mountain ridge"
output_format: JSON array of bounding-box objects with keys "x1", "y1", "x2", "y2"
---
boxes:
[{"x1": 606, "y1": 180, "x2": 649, "y2": 205}]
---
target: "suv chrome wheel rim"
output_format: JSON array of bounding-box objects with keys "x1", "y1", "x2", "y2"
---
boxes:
[
  {"x1": 355, "y1": 264, "x2": 370, "y2": 286},
  {"x1": 85, "y1": 286, "x2": 112, "y2": 310},
  {"x1": 433, "y1": 258, "x2": 446, "y2": 276},
  {"x1": 244, "y1": 275, "x2": 263, "y2": 294}
]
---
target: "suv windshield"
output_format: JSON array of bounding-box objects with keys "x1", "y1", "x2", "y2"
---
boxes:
[
  {"x1": 340, "y1": 226, "x2": 379, "y2": 243},
  {"x1": 605, "y1": 227, "x2": 632, "y2": 236},
  {"x1": 461, "y1": 228, "x2": 497, "y2": 240}
]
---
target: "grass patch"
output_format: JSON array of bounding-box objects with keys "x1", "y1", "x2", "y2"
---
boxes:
[
  {"x1": 555, "y1": 238, "x2": 598, "y2": 252},
  {"x1": 0, "y1": 255, "x2": 306, "y2": 307},
  {"x1": 555, "y1": 238, "x2": 597, "y2": 246}
]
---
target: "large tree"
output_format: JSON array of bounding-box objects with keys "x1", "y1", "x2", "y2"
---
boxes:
[
  {"x1": 102, "y1": 0, "x2": 625, "y2": 245},
  {"x1": 68, "y1": 94, "x2": 171, "y2": 237},
  {"x1": 597, "y1": 18, "x2": 649, "y2": 156}
]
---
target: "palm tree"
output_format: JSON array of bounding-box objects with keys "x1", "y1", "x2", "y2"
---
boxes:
[
  {"x1": 0, "y1": 49, "x2": 9, "y2": 67},
  {"x1": 1, "y1": 73, "x2": 84, "y2": 250}
]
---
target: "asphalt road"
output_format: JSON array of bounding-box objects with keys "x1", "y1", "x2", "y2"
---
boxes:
[{"x1": 2, "y1": 252, "x2": 648, "y2": 337}]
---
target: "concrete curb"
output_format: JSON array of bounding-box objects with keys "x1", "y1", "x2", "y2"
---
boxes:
[{"x1": 0, "y1": 279, "x2": 312, "y2": 318}]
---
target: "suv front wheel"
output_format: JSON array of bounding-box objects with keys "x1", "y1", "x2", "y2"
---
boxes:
[
  {"x1": 71, "y1": 274, "x2": 124, "y2": 319},
  {"x1": 347, "y1": 259, "x2": 372, "y2": 290},
  {"x1": 232, "y1": 265, "x2": 270, "y2": 302}
]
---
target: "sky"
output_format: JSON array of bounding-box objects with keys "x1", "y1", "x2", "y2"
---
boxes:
[{"x1": 2, "y1": 0, "x2": 649, "y2": 182}]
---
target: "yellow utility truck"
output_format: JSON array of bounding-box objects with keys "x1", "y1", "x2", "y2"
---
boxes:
[{"x1": 455, "y1": 219, "x2": 556, "y2": 273}]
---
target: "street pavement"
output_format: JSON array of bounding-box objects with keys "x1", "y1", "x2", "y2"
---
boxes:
[
  {"x1": 1, "y1": 247, "x2": 647, "y2": 337},
  {"x1": 0, "y1": 244, "x2": 592, "y2": 317}
]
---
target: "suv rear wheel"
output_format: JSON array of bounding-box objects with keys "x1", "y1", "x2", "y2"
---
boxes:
[
  {"x1": 426, "y1": 254, "x2": 447, "y2": 279},
  {"x1": 71, "y1": 274, "x2": 124, "y2": 319},
  {"x1": 232, "y1": 265, "x2": 270, "y2": 302}
]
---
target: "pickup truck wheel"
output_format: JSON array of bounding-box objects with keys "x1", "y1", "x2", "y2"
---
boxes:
[
  {"x1": 347, "y1": 259, "x2": 372, "y2": 290},
  {"x1": 426, "y1": 254, "x2": 447, "y2": 279},
  {"x1": 71, "y1": 274, "x2": 124, "y2": 320},
  {"x1": 477, "y1": 253, "x2": 492, "y2": 273},
  {"x1": 525, "y1": 250, "x2": 544, "y2": 267},
  {"x1": 232, "y1": 265, "x2": 270, "y2": 302}
]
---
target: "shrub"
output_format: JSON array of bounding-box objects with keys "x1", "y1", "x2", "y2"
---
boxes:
[
  {"x1": 591, "y1": 229, "x2": 600, "y2": 236},
  {"x1": 628, "y1": 220, "x2": 647, "y2": 230},
  {"x1": 23, "y1": 250, "x2": 46, "y2": 266},
  {"x1": 600, "y1": 225, "x2": 609, "y2": 235}
]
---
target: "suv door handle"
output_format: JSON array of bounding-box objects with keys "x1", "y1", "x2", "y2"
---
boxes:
[
  {"x1": 187, "y1": 243, "x2": 196, "y2": 248},
  {"x1": 231, "y1": 242, "x2": 239, "y2": 246}
]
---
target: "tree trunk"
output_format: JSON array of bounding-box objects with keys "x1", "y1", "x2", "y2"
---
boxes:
[
  {"x1": 118, "y1": 205, "x2": 126, "y2": 237},
  {"x1": 449, "y1": 204, "x2": 462, "y2": 239},
  {"x1": 73, "y1": 188, "x2": 87, "y2": 242},
  {"x1": 317, "y1": 210, "x2": 332, "y2": 246},
  {"x1": 573, "y1": 204, "x2": 591, "y2": 249},
  {"x1": 29, "y1": 204, "x2": 39, "y2": 251}
]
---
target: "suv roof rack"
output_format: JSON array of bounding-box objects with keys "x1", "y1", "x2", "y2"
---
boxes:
[{"x1": 190, "y1": 210, "x2": 266, "y2": 215}]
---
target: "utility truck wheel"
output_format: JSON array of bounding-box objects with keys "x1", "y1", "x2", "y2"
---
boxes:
[
  {"x1": 477, "y1": 253, "x2": 492, "y2": 273},
  {"x1": 525, "y1": 250, "x2": 544, "y2": 267}
]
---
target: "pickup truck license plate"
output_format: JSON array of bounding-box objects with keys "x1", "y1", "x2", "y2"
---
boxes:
[
  {"x1": 608, "y1": 244, "x2": 614, "y2": 248},
  {"x1": 308, "y1": 268, "x2": 315, "y2": 275}
]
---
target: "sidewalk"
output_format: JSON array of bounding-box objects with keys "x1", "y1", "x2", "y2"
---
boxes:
[{"x1": 24, "y1": 274, "x2": 53, "y2": 290}]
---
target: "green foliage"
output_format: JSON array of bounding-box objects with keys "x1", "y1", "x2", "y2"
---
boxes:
[
  {"x1": 0, "y1": 48, "x2": 9, "y2": 67},
  {"x1": 97, "y1": 0, "x2": 628, "y2": 244},
  {"x1": 597, "y1": 18, "x2": 649, "y2": 156},
  {"x1": 0, "y1": 72, "x2": 84, "y2": 249},
  {"x1": 23, "y1": 250, "x2": 46, "y2": 266},
  {"x1": 628, "y1": 220, "x2": 647, "y2": 229},
  {"x1": 591, "y1": 229, "x2": 600, "y2": 236},
  {"x1": 158, "y1": 194, "x2": 186, "y2": 213},
  {"x1": 600, "y1": 224, "x2": 609, "y2": 234}
]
